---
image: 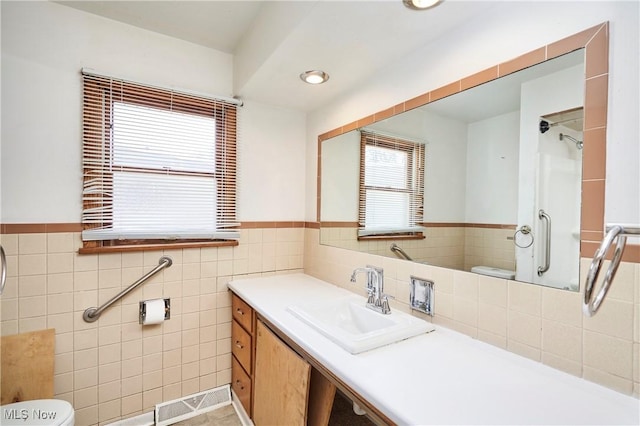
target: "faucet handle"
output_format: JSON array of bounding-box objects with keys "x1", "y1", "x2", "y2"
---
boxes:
[
  {"x1": 374, "y1": 295, "x2": 383, "y2": 307},
  {"x1": 375, "y1": 292, "x2": 394, "y2": 307},
  {"x1": 366, "y1": 288, "x2": 375, "y2": 304},
  {"x1": 380, "y1": 295, "x2": 391, "y2": 314}
]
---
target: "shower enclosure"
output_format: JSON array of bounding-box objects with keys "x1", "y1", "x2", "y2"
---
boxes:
[
  {"x1": 535, "y1": 123, "x2": 582, "y2": 289},
  {"x1": 517, "y1": 111, "x2": 583, "y2": 290},
  {"x1": 512, "y1": 52, "x2": 585, "y2": 290}
]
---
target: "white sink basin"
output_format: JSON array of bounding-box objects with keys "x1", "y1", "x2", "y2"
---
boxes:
[{"x1": 287, "y1": 295, "x2": 434, "y2": 354}]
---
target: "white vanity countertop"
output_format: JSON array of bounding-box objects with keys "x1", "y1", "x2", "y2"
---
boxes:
[{"x1": 228, "y1": 273, "x2": 640, "y2": 425}]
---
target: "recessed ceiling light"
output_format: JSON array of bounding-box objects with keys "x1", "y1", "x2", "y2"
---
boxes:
[
  {"x1": 300, "y1": 70, "x2": 329, "y2": 85},
  {"x1": 403, "y1": 0, "x2": 442, "y2": 10}
]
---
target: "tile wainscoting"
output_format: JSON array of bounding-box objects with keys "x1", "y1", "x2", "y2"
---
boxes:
[
  {"x1": 305, "y1": 228, "x2": 640, "y2": 399},
  {"x1": 0, "y1": 226, "x2": 305, "y2": 425},
  {"x1": 320, "y1": 224, "x2": 515, "y2": 272},
  {"x1": 0, "y1": 224, "x2": 637, "y2": 426}
]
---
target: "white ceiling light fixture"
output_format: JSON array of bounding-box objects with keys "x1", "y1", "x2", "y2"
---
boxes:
[
  {"x1": 300, "y1": 70, "x2": 330, "y2": 85},
  {"x1": 403, "y1": 0, "x2": 442, "y2": 10}
]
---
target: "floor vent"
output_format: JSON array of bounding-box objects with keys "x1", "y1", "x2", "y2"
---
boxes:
[{"x1": 155, "y1": 384, "x2": 231, "y2": 426}]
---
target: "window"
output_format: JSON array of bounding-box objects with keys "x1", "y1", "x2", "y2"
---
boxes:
[
  {"x1": 358, "y1": 131, "x2": 425, "y2": 237},
  {"x1": 81, "y1": 72, "x2": 239, "y2": 250}
]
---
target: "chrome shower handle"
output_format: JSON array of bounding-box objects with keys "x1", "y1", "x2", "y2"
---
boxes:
[
  {"x1": 0, "y1": 245, "x2": 6, "y2": 295},
  {"x1": 537, "y1": 210, "x2": 551, "y2": 276}
]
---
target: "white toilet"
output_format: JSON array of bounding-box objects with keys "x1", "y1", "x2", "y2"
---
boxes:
[
  {"x1": 471, "y1": 265, "x2": 515, "y2": 280},
  {"x1": 1, "y1": 399, "x2": 74, "y2": 426}
]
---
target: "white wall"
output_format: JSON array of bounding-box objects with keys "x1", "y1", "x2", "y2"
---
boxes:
[
  {"x1": 237, "y1": 100, "x2": 306, "y2": 221},
  {"x1": 320, "y1": 131, "x2": 359, "y2": 222},
  {"x1": 420, "y1": 111, "x2": 467, "y2": 222},
  {"x1": 306, "y1": 1, "x2": 640, "y2": 234},
  {"x1": 0, "y1": 1, "x2": 307, "y2": 223},
  {"x1": 465, "y1": 111, "x2": 520, "y2": 224}
]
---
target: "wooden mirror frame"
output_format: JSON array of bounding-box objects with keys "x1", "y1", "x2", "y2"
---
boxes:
[{"x1": 316, "y1": 22, "x2": 626, "y2": 263}]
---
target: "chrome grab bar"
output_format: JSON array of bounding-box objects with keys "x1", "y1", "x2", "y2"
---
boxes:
[
  {"x1": 0, "y1": 245, "x2": 6, "y2": 295},
  {"x1": 390, "y1": 243, "x2": 413, "y2": 261},
  {"x1": 537, "y1": 209, "x2": 551, "y2": 276},
  {"x1": 83, "y1": 256, "x2": 172, "y2": 322},
  {"x1": 583, "y1": 224, "x2": 639, "y2": 317}
]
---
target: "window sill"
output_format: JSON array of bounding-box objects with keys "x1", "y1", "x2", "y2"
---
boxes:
[
  {"x1": 357, "y1": 233, "x2": 424, "y2": 241},
  {"x1": 78, "y1": 240, "x2": 239, "y2": 254}
]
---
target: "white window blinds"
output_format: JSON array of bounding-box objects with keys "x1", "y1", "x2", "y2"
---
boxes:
[
  {"x1": 358, "y1": 131, "x2": 425, "y2": 236},
  {"x1": 81, "y1": 72, "x2": 239, "y2": 244}
]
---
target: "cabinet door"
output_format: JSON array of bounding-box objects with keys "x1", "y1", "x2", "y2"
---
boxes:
[
  {"x1": 254, "y1": 320, "x2": 311, "y2": 426},
  {"x1": 308, "y1": 367, "x2": 336, "y2": 426}
]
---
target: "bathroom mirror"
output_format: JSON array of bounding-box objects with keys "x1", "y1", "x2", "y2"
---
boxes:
[{"x1": 320, "y1": 49, "x2": 586, "y2": 291}]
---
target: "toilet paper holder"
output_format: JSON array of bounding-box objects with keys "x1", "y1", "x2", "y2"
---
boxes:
[{"x1": 139, "y1": 298, "x2": 171, "y2": 324}]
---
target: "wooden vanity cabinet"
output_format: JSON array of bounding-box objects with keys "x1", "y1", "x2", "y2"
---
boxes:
[{"x1": 231, "y1": 292, "x2": 336, "y2": 426}]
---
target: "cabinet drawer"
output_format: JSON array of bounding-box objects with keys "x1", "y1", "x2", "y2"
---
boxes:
[
  {"x1": 232, "y1": 356, "x2": 252, "y2": 417},
  {"x1": 232, "y1": 320, "x2": 252, "y2": 374},
  {"x1": 232, "y1": 294, "x2": 253, "y2": 334}
]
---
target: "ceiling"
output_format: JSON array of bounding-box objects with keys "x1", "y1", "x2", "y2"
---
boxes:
[
  {"x1": 56, "y1": 0, "x2": 499, "y2": 112},
  {"x1": 420, "y1": 49, "x2": 585, "y2": 124}
]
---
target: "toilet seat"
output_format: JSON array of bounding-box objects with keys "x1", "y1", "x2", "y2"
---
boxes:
[{"x1": 1, "y1": 399, "x2": 74, "y2": 426}]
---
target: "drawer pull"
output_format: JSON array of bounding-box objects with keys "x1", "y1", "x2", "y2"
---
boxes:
[
  {"x1": 235, "y1": 340, "x2": 244, "y2": 349},
  {"x1": 235, "y1": 379, "x2": 244, "y2": 390},
  {"x1": 236, "y1": 308, "x2": 244, "y2": 315}
]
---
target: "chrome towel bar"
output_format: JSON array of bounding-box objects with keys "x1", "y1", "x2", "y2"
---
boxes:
[
  {"x1": 0, "y1": 245, "x2": 6, "y2": 295},
  {"x1": 83, "y1": 256, "x2": 172, "y2": 322},
  {"x1": 583, "y1": 224, "x2": 639, "y2": 317}
]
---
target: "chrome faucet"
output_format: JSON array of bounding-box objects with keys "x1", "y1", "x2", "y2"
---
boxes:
[{"x1": 350, "y1": 265, "x2": 391, "y2": 314}]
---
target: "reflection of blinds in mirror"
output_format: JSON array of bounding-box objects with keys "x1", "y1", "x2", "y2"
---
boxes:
[{"x1": 358, "y1": 131, "x2": 424, "y2": 236}]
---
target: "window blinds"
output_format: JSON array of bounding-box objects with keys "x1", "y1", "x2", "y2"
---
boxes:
[
  {"x1": 81, "y1": 71, "x2": 239, "y2": 242},
  {"x1": 358, "y1": 130, "x2": 425, "y2": 236}
]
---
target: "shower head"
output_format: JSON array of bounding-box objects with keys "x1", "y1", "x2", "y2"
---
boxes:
[
  {"x1": 560, "y1": 133, "x2": 583, "y2": 150},
  {"x1": 539, "y1": 120, "x2": 550, "y2": 134}
]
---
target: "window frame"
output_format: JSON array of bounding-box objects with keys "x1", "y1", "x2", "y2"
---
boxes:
[
  {"x1": 81, "y1": 74, "x2": 238, "y2": 253},
  {"x1": 358, "y1": 131, "x2": 425, "y2": 240}
]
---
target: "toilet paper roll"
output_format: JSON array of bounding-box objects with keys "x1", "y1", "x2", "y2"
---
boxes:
[{"x1": 142, "y1": 299, "x2": 166, "y2": 325}]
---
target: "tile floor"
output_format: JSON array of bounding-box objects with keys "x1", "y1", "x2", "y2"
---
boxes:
[{"x1": 172, "y1": 404, "x2": 242, "y2": 426}]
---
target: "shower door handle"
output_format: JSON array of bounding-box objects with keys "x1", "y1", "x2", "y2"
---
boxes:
[{"x1": 537, "y1": 210, "x2": 551, "y2": 276}]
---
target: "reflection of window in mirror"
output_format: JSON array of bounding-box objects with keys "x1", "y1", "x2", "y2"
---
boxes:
[{"x1": 358, "y1": 130, "x2": 425, "y2": 239}]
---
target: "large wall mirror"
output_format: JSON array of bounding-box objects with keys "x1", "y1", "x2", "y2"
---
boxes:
[{"x1": 318, "y1": 23, "x2": 609, "y2": 292}]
